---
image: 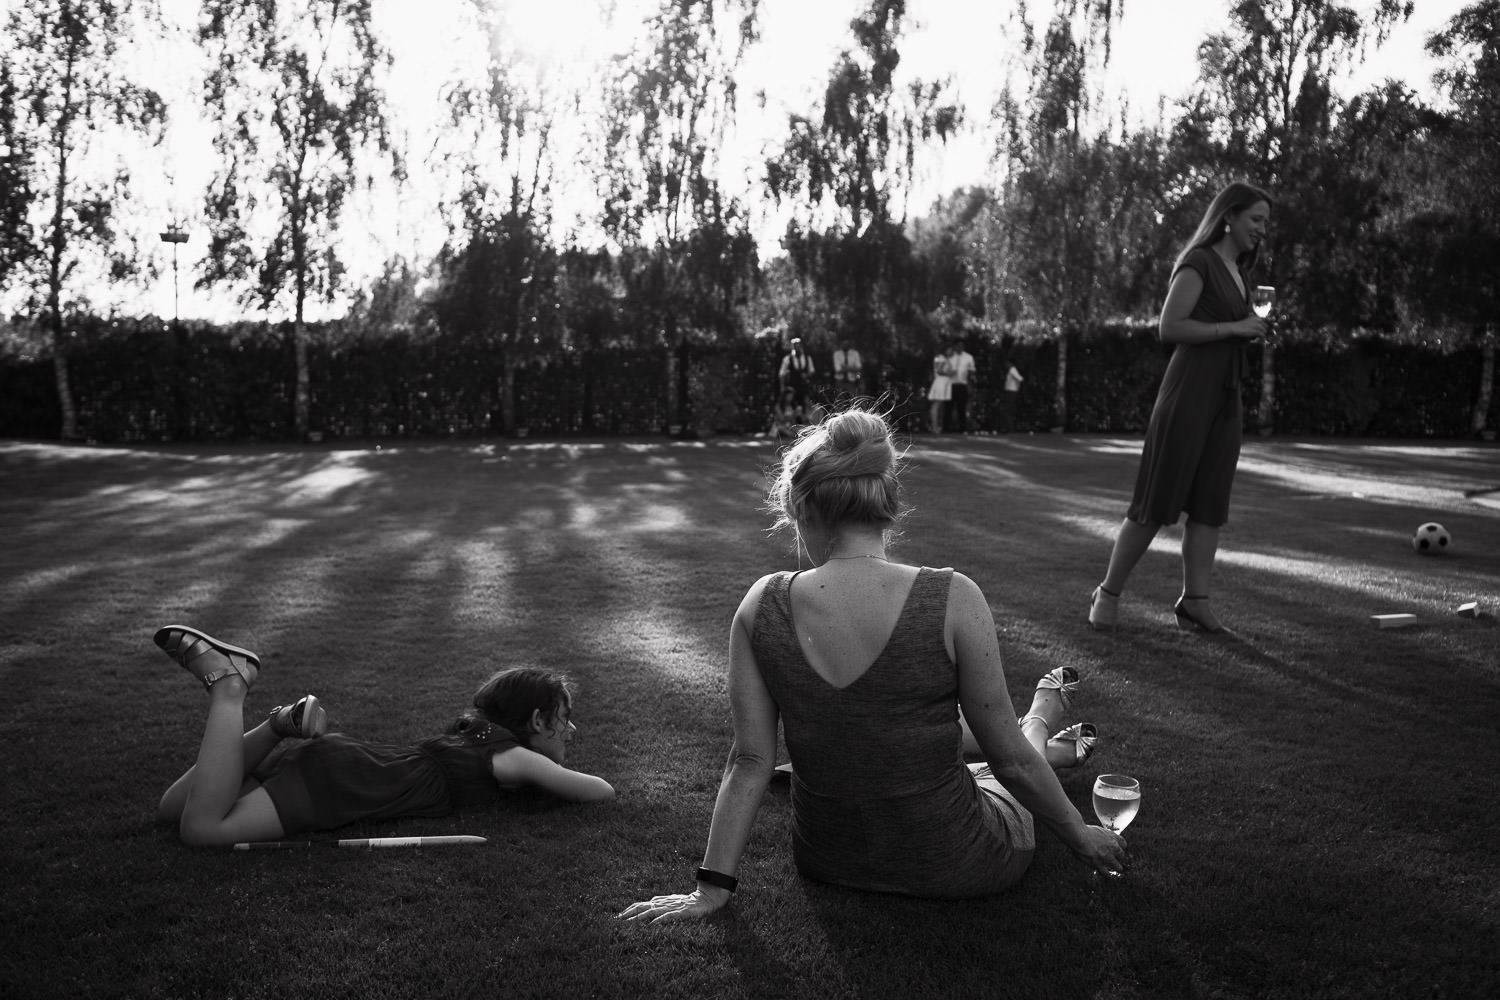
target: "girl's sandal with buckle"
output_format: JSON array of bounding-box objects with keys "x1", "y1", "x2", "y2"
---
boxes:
[
  {"x1": 269, "y1": 695, "x2": 327, "y2": 738},
  {"x1": 154, "y1": 625, "x2": 260, "y2": 690}
]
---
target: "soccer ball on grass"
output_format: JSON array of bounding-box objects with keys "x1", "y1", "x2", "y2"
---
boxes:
[{"x1": 1412, "y1": 522, "x2": 1451, "y2": 554}]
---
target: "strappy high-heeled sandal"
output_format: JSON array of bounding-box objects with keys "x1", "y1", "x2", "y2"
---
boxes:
[
  {"x1": 269, "y1": 695, "x2": 326, "y2": 738},
  {"x1": 153, "y1": 625, "x2": 260, "y2": 690},
  {"x1": 1174, "y1": 595, "x2": 1229, "y2": 634},
  {"x1": 1088, "y1": 585, "x2": 1120, "y2": 631},
  {"x1": 1045, "y1": 722, "x2": 1098, "y2": 768},
  {"x1": 1035, "y1": 666, "x2": 1081, "y2": 713}
]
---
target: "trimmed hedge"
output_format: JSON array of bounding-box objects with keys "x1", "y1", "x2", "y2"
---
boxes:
[{"x1": 0, "y1": 319, "x2": 1488, "y2": 442}]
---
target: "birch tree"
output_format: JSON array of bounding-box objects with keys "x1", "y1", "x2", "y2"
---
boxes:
[
  {"x1": 765, "y1": 0, "x2": 960, "y2": 354},
  {"x1": 198, "y1": 0, "x2": 398, "y2": 438},
  {"x1": 0, "y1": 0, "x2": 166, "y2": 440}
]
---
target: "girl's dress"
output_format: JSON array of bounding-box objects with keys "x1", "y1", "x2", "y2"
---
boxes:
[
  {"x1": 254, "y1": 718, "x2": 520, "y2": 835},
  {"x1": 752, "y1": 568, "x2": 1035, "y2": 898},
  {"x1": 927, "y1": 356, "x2": 953, "y2": 401},
  {"x1": 1127, "y1": 247, "x2": 1252, "y2": 527}
]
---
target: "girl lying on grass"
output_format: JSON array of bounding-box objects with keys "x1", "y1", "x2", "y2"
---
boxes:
[
  {"x1": 620, "y1": 406, "x2": 1125, "y2": 922},
  {"x1": 154, "y1": 625, "x2": 614, "y2": 847}
]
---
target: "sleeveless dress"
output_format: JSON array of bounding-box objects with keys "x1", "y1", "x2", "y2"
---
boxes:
[
  {"x1": 753, "y1": 568, "x2": 1035, "y2": 898},
  {"x1": 1127, "y1": 247, "x2": 1252, "y2": 527},
  {"x1": 254, "y1": 719, "x2": 521, "y2": 835}
]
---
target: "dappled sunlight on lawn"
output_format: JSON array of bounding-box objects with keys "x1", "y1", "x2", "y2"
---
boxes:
[
  {"x1": 568, "y1": 493, "x2": 690, "y2": 534},
  {"x1": 1237, "y1": 452, "x2": 1478, "y2": 511},
  {"x1": 279, "y1": 459, "x2": 376, "y2": 501},
  {"x1": 1214, "y1": 545, "x2": 1477, "y2": 609}
]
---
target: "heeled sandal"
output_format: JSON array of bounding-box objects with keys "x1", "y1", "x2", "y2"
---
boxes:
[
  {"x1": 269, "y1": 695, "x2": 326, "y2": 738},
  {"x1": 1045, "y1": 722, "x2": 1098, "y2": 768},
  {"x1": 1088, "y1": 585, "x2": 1120, "y2": 631},
  {"x1": 1174, "y1": 596, "x2": 1229, "y2": 634},
  {"x1": 1035, "y1": 666, "x2": 1081, "y2": 713},
  {"x1": 153, "y1": 625, "x2": 260, "y2": 690}
]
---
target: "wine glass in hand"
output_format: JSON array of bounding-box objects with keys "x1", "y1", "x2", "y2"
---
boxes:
[
  {"x1": 1092, "y1": 774, "x2": 1141, "y2": 833},
  {"x1": 1251, "y1": 285, "x2": 1276, "y2": 319}
]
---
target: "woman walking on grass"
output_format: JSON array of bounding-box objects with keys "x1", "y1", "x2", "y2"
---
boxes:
[
  {"x1": 619, "y1": 407, "x2": 1124, "y2": 922},
  {"x1": 1088, "y1": 181, "x2": 1273, "y2": 634},
  {"x1": 154, "y1": 626, "x2": 614, "y2": 846}
]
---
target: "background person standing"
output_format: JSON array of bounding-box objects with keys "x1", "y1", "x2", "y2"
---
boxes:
[
  {"x1": 780, "y1": 337, "x2": 816, "y2": 415},
  {"x1": 832, "y1": 339, "x2": 864, "y2": 397},
  {"x1": 948, "y1": 339, "x2": 976, "y2": 432},
  {"x1": 927, "y1": 343, "x2": 956, "y2": 434},
  {"x1": 1000, "y1": 361, "x2": 1024, "y2": 432}
]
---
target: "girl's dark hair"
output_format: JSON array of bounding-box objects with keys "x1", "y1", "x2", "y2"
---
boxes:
[
  {"x1": 450, "y1": 667, "x2": 572, "y2": 744},
  {"x1": 1175, "y1": 181, "x2": 1274, "y2": 275}
]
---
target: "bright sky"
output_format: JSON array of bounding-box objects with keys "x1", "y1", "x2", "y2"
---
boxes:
[{"x1": 113, "y1": 0, "x2": 1468, "y2": 320}]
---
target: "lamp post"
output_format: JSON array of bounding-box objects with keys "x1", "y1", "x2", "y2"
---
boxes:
[
  {"x1": 159, "y1": 224, "x2": 190, "y2": 440},
  {"x1": 158, "y1": 223, "x2": 189, "y2": 325}
]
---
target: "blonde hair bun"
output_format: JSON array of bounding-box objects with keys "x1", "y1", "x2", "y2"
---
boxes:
[{"x1": 768, "y1": 405, "x2": 905, "y2": 534}]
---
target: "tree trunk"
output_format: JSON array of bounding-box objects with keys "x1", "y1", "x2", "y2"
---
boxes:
[
  {"x1": 50, "y1": 341, "x2": 78, "y2": 441},
  {"x1": 293, "y1": 319, "x2": 310, "y2": 439},
  {"x1": 48, "y1": 50, "x2": 78, "y2": 442},
  {"x1": 1472, "y1": 328, "x2": 1495, "y2": 437},
  {"x1": 1257, "y1": 341, "x2": 1277, "y2": 436},
  {"x1": 1051, "y1": 327, "x2": 1068, "y2": 433},
  {"x1": 500, "y1": 359, "x2": 518, "y2": 436}
]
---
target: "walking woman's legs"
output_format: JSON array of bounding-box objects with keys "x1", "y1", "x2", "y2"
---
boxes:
[
  {"x1": 1102, "y1": 518, "x2": 1160, "y2": 595},
  {"x1": 1176, "y1": 519, "x2": 1227, "y2": 631},
  {"x1": 1181, "y1": 519, "x2": 1220, "y2": 597}
]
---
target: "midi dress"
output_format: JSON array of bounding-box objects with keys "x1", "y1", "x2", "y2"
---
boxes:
[
  {"x1": 752, "y1": 567, "x2": 1035, "y2": 898},
  {"x1": 1127, "y1": 247, "x2": 1253, "y2": 527},
  {"x1": 254, "y1": 718, "x2": 521, "y2": 835}
]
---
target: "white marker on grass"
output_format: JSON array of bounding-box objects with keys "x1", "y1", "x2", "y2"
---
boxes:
[{"x1": 232, "y1": 835, "x2": 487, "y2": 850}]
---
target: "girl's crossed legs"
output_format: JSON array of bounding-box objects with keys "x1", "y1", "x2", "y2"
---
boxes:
[{"x1": 154, "y1": 627, "x2": 323, "y2": 846}]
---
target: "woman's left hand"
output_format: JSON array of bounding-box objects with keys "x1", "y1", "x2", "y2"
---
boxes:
[{"x1": 617, "y1": 887, "x2": 730, "y2": 924}]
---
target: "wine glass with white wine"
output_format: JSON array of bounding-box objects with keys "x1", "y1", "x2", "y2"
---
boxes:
[
  {"x1": 1251, "y1": 285, "x2": 1276, "y2": 319},
  {"x1": 1092, "y1": 774, "x2": 1141, "y2": 834}
]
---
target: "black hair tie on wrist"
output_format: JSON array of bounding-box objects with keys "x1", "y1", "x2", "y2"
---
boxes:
[{"x1": 694, "y1": 867, "x2": 738, "y2": 893}]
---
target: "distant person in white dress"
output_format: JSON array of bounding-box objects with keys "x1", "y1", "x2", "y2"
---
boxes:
[{"x1": 927, "y1": 344, "x2": 956, "y2": 434}]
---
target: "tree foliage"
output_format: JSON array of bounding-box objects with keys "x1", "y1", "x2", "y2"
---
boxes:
[
  {"x1": 1407, "y1": 0, "x2": 1500, "y2": 331},
  {"x1": 764, "y1": 0, "x2": 961, "y2": 355},
  {"x1": 198, "y1": 0, "x2": 398, "y2": 436},
  {"x1": 594, "y1": 0, "x2": 762, "y2": 350},
  {"x1": 0, "y1": 0, "x2": 167, "y2": 439}
]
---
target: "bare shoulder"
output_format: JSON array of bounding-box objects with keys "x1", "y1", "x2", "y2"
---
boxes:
[
  {"x1": 733, "y1": 572, "x2": 781, "y2": 633},
  {"x1": 946, "y1": 570, "x2": 1002, "y2": 631},
  {"x1": 945, "y1": 569, "x2": 989, "y2": 606}
]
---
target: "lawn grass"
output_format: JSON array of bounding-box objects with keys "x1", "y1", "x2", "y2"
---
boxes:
[{"x1": 1, "y1": 432, "x2": 1497, "y2": 1000}]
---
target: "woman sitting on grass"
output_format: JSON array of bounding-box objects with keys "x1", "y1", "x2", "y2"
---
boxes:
[
  {"x1": 619, "y1": 406, "x2": 1125, "y2": 922},
  {"x1": 154, "y1": 626, "x2": 614, "y2": 847}
]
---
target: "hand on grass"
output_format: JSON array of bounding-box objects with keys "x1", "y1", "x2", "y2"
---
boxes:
[{"x1": 616, "y1": 887, "x2": 729, "y2": 924}]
